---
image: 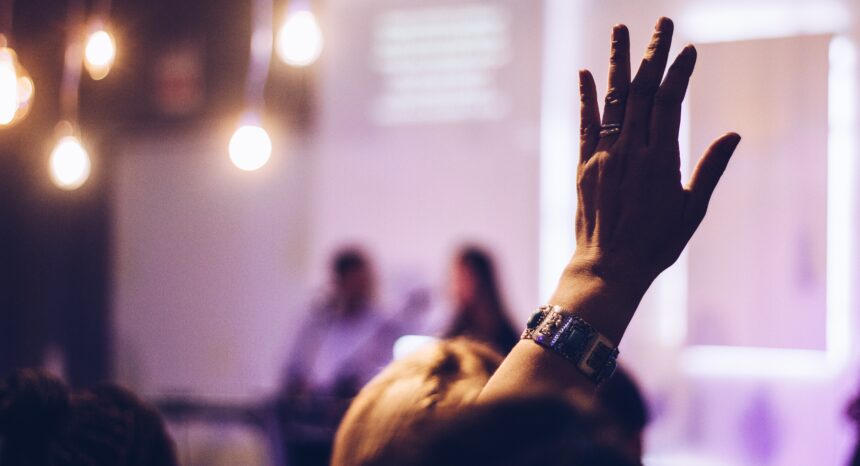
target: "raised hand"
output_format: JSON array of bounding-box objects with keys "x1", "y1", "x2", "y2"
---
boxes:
[
  {"x1": 480, "y1": 19, "x2": 740, "y2": 400},
  {"x1": 569, "y1": 17, "x2": 740, "y2": 298}
]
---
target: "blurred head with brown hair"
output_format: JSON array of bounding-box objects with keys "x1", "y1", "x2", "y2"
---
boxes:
[
  {"x1": 332, "y1": 338, "x2": 639, "y2": 466},
  {"x1": 376, "y1": 393, "x2": 640, "y2": 466},
  {"x1": 332, "y1": 338, "x2": 504, "y2": 466}
]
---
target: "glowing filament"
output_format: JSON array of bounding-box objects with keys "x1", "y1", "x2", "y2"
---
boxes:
[{"x1": 276, "y1": 10, "x2": 324, "y2": 67}]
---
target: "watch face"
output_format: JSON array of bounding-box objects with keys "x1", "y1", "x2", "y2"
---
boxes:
[
  {"x1": 528, "y1": 307, "x2": 619, "y2": 383},
  {"x1": 600, "y1": 358, "x2": 618, "y2": 381},
  {"x1": 586, "y1": 341, "x2": 615, "y2": 370},
  {"x1": 563, "y1": 327, "x2": 592, "y2": 353}
]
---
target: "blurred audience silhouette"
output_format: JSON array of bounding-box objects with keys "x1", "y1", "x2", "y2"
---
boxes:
[
  {"x1": 596, "y1": 366, "x2": 650, "y2": 460},
  {"x1": 277, "y1": 246, "x2": 400, "y2": 466},
  {"x1": 333, "y1": 338, "x2": 642, "y2": 466},
  {"x1": 846, "y1": 386, "x2": 860, "y2": 465},
  {"x1": 332, "y1": 338, "x2": 504, "y2": 466},
  {"x1": 0, "y1": 369, "x2": 178, "y2": 466},
  {"x1": 443, "y1": 246, "x2": 519, "y2": 354},
  {"x1": 364, "y1": 394, "x2": 638, "y2": 466}
]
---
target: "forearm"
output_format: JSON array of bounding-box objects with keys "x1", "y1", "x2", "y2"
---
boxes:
[{"x1": 478, "y1": 266, "x2": 646, "y2": 401}]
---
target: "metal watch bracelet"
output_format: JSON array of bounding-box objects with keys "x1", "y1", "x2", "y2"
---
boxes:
[{"x1": 521, "y1": 305, "x2": 619, "y2": 385}]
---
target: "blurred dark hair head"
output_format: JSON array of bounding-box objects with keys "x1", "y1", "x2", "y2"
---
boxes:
[
  {"x1": 332, "y1": 247, "x2": 369, "y2": 282},
  {"x1": 846, "y1": 384, "x2": 860, "y2": 465},
  {"x1": 329, "y1": 246, "x2": 375, "y2": 313},
  {"x1": 596, "y1": 366, "x2": 649, "y2": 459},
  {"x1": 0, "y1": 368, "x2": 178, "y2": 466},
  {"x1": 848, "y1": 385, "x2": 860, "y2": 426},
  {"x1": 447, "y1": 245, "x2": 518, "y2": 353},
  {"x1": 0, "y1": 368, "x2": 70, "y2": 457},
  {"x1": 456, "y1": 246, "x2": 503, "y2": 309}
]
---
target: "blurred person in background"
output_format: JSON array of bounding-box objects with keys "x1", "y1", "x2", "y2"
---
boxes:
[
  {"x1": 596, "y1": 366, "x2": 650, "y2": 459},
  {"x1": 845, "y1": 385, "x2": 860, "y2": 465},
  {"x1": 443, "y1": 246, "x2": 519, "y2": 354},
  {"x1": 277, "y1": 246, "x2": 399, "y2": 466},
  {"x1": 0, "y1": 368, "x2": 178, "y2": 466}
]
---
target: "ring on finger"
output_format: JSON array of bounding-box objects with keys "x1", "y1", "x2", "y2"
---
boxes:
[{"x1": 599, "y1": 123, "x2": 622, "y2": 138}]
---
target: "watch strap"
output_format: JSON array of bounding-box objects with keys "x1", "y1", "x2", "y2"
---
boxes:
[{"x1": 521, "y1": 305, "x2": 619, "y2": 384}]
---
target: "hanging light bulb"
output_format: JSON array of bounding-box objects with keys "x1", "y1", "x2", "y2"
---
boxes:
[
  {"x1": 229, "y1": 116, "x2": 272, "y2": 171},
  {"x1": 275, "y1": 5, "x2": 323, "y2": 67},
  {"x1": 0, "y1": 35, "x2": 34, "y2": 127},
  {"x1": 49, "y1": 126, "x2": 91, "y2": 190},
  {"x1": 84, "y1": 27, "x2": 116, "y2": 80}
]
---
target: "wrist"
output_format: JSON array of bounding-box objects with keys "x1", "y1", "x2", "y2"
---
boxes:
[
  {"x1": 548, "y1": 260, "x2": 649, "y2": 344},
  {"x1": 565, "y1": 253, "x2": 655, "y2": 297}
]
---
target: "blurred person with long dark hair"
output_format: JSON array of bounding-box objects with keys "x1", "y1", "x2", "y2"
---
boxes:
[{"x1": 444, "y1": 246, "x2": 519, "y2": 354}]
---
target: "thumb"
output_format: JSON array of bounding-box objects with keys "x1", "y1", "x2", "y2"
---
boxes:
[{"x1": 685, "y1": 132, "x2": 741, "y2": 231}]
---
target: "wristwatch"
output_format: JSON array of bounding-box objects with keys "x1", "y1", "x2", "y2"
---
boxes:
[{"x1": 521, "y1": 305, "x2": 619, "y2": 384}]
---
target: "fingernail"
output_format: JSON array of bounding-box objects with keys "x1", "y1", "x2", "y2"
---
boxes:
[
  {"x1": 728, "y1": 133, "x2": 742, "y2": 146},
  {"x1": 681, "y1": 44, "x2": 697, "y2": 60},
  {"x1": 655, "y1": 16, "x2": 674, "y2": 30}
]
